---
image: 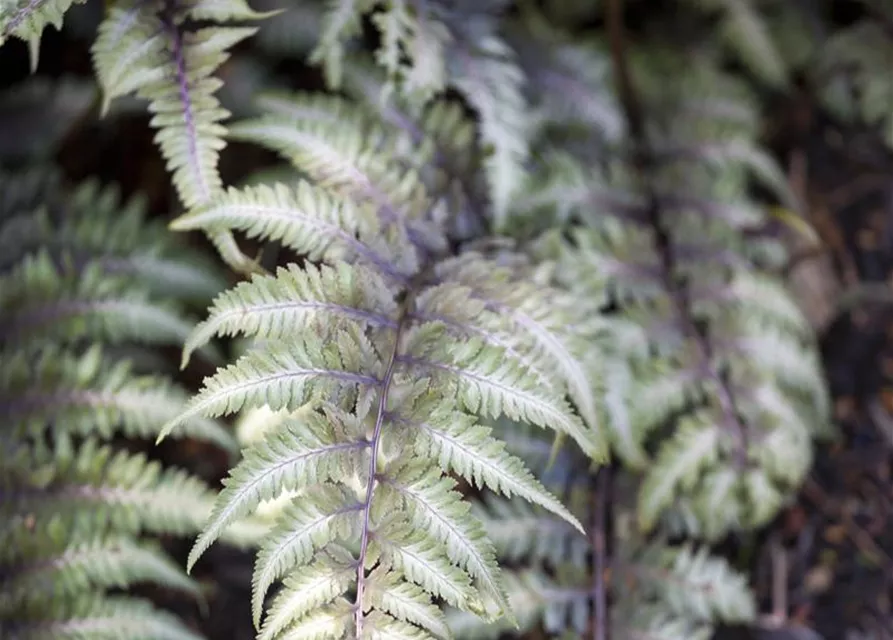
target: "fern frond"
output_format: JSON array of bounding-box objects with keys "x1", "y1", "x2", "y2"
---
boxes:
[
  {"x1": 409, "y1": 410, "x2": 580, "y2": 528},
  {"x1": 311, "y1": 0, "x2": 375, "y2": 88},
  {"x1": 681, "y1": 0, "x2": 788, "y2": 87},
  {"x1": 166, "y1": 87, "x2": 603, "y2": 636},
  {"x1": 1, "y1": 533, "x2": 201, "y2": 611},
  {"x1": 2, "y1": 438, "x2": 214, "y2": 539},
  {"x1": 0, "y1": 251, "x2": 201, "y2": 349},
  {"x1": 0, "y1": 170, "x2": 234, "y2": 638},
  {"x1": 507, "y1": 14, "x2": 624, "y2": 145},
  {"x1": 0, "y1": 177, "x2": 225, "y2": 300},
  {"x1": 528, "y1": 47, "x2": 831, "y2": 539},
  {"x1": 0, "y1": 345, "x2": 235, "y2": 450},
  {"x1": 90, "y1": 0, "x2": 272, "y2": 275},
  {"x1": 447, "y1": 427, "x2": 755, "y2": 638},
  {"x1": 181, "y1": 261, "x2": 398, "y2": 366},
  {"x1": 91, "y1": 5, "x2": 254, "y2": 208},
  {"x1": 0, "y1": 594, "x2": 205, "y2": 640},
  {"x1": 448, "y1": 33, "x2": 531, "y2": 230},
  {"x1": 185, "y1": 410, "x2": 368, "y2": 569},
  {"x1": 301, "y1": 1, "x2": 531, "y2": 231},
  {"x1": 434, "y1": 252, "x2": 603, "y2": 434},
  {"x1": 815, "y1": 7, "x2": 893, "y2": 147}
]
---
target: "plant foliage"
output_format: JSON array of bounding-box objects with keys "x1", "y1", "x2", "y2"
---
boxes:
[
  {"x1": 0, "y1": 0, "x2": 843, "y2": 637},
  {"x1": 161, "y1": 82, "x2": 607, "y2": 637},
  {"x1": 445, "y1": 424, "x2": 756, "y2": 640},
  {"x1": 513, "y1": 12, "x2": 831, "y2": 540},
  {"x1": 0, "y1": 167, "x2": 256, "y2": 639}
]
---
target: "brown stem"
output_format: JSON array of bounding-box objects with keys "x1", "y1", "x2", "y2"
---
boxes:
[{"x1": 592, "y1": 468, "x2": 609, "y2": 640}]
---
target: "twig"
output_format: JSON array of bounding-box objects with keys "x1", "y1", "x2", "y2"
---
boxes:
[
  {"x1": 592, "y1": 468, "x2": 609, "y2": 640},
  {"x1": 770, "y1": 533, "x2": 788, "y2": 626}
]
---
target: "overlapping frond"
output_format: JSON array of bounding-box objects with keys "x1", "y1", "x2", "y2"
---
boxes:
[
  {"x1": 0, "y1": 0, "x2": 844, "y2": 638},
  {"x1": 523, "y1": 42, "x2": 830, "y2": 538},
  {"x1": 0, "y1": 176, "x2": 224, "y2": 297},
  {"x1": 1, "y1": 594, "x2": 206, "y2": 640},
  {"x1": 0, "y1": 170, "x2": 246, "y2": 639},
  {"x1": 445, "y1": 425, "x2": 755, "y2": 639},
  {"x1": 297, "y1": 0, "x2": 533, "y2": 231},
  {"x1": 446, "y1": 30, "x2": 530, "y2": 230},
  {"x1": 680, "y1": 0, "x2": 788, "y2": 87},
  {"x1": 164, "y1": 87, "x2": 603, "y2": 638}
]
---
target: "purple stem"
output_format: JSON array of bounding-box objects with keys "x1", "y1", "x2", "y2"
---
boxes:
[
  {"x1": 161, "y1": 5, "x2": 210, "y2": 204},
  {"x1": 3, "y1": 0, "x2": 46, "y2": 38},
  {"x1": 353, "y1": 312, "x2": 408, "y2": 633}
]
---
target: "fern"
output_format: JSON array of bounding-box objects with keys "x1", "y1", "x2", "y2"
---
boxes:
[
  {"x1": 90, "y1": 0, "x2": 273, "y2": 276},
  {"x1": 515, "y1": 20, "x2": 831, "y2": 539},
  {"x1": 162, "y1": 83, "x2": 605, "y2": 637},
  {"x1": 304, "y1": 0, "x2": 533, "y2": 231},
  {"x1": 0, "y1": 0, "x2": 844, "y2": 636},
  {"x1": 694, "y1": 0, "x2": 893, "y2": 152},
  {"x1": 814, "y1": 4, "x2": 893, "y2": 147},
  {"x1": 0, "y1": 168, "x2": 258, "y2": 639},
  {"x1": 444, "y1": 424, "x2": 756, "y2": 640}
]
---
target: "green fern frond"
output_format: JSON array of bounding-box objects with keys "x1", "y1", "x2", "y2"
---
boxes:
[
  {"x1": 165, "y1": 87, "x2": 603, "y2": 636},
  {"x1": 1, "y1": 532, "x2": 202, "y2": 611},
  {"x1": 508, "y1": 13, "x2": 624, "y2": 145},
  {"x1": 0, "y1": 177, "x2": 225, "y2": 300},
  {"x1": 232, "y1": 82, "x2": 482, "y2": 239},
  {"x1": 525, "y1": 46, "x2": 830, "y2": 539},
  {"x1": 448, "y1": 33, "x2": 531, "y2": 231},
  {"x1": 90, "y1": 0, "x2": 272, "y2": 275},
  {"x1": 0, "y1": 594, "x2": 205, "y2": 640},
  {"x1": 310, "y1": 0, "x2": 448, "y2": 102},
  {"x1": 0, "y1": 170, "x2": 236, "y2": 639},
  {"x1": 0, "y1": 251, "x2": 202, "y2": 350},
  {"x1": 302, "y1": 1, "x2": 531, "y2": 231},
  {"x1": 815, "y1": 7, "x2": 893, "y2": 147},
  {"x1": 91, "y1": 6, "x2": 255, "y2": 208},
  {"x1": 446, "y1": 427, "x2": 755, "y2": 639},
  {"x1": 681, "y1": 0, "x2": 788, "y2": 87},
  {"x1": 1, "y1": 434, "x2": 213, "y2": 540},
  {"x1": 0, "y1": 345, "x2": 235, "y2": 450},
  {"x1": 311, "y1": 0, "x2": 375, "y2": 88}
]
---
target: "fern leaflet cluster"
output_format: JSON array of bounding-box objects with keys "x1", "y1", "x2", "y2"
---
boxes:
[
  {"x1": 0, "y1": 0, "x2": 843, "y2": 636},
  {"x1": 303, "y1": 0, "x2": 532, "y2": 230},
  {"x1": 514, "y1": 20, "x2": 831, "y2": 539},
  {"x1": 444, "y1": 424, "x2": 756, "y2": 640},
  {"x1": 0, "y1": 0, "x2": 86, "y2": 68},
  {"x1": 161, "y1": 82, "x2": 605, "y2": 638},
  {"x1": 0, "y1": 168, "x2": 256, "y2": 640},
  {"x1": 90, "y1": 0, "x2": 273, "y2": 276}
]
